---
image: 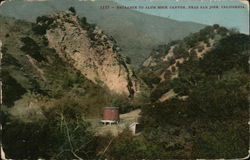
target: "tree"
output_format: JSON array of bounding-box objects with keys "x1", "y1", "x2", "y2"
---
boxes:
[
  {"x1": 32, "y1": 16, "x2": 54, "y2": 35},
  {"x1": 69, "y1": 7, "x2": 76, "y2": 15},
  {"x1": 2, "y1": 71, "x2": 27, "y2": 107},
  {"x1": 20, "y1": 37, "x2": 45, "y2": 61},
  {"x1": 125, "y1": 57, "x2": 131, "y2": 64}
]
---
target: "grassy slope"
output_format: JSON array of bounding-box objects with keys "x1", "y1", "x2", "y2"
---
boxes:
[{"x1": 0, "y1": 15, "x2": 111, "y2": 120}]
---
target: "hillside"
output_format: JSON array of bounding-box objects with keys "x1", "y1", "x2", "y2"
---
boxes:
[
  {"x1": 139, "y1": 25, "x2": 240, "y2": 101},
  {"x1": 138, "y1": 25, "x2": 250, "y2": 158},
  {"x1": 1, "y1": 9, "x2": 151, "y2": 159},
  {"x1": 0, "y1": 10, "x2": 146, "y2": 122},
  {"x1": 0, "y1": 0, "x2": 205, "y2": 66}
]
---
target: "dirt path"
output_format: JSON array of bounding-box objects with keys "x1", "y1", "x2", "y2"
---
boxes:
[{"x1": 159, "y1": 89, "x2": 177, "y2": 102}]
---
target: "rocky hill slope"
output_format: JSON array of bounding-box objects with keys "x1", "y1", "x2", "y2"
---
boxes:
[
  {"x1": 1, "y1": 11, "x2": 146, "y2": 121},
  {"x1": 42, "y1": 11, "x2": 141, "y2": 97}
]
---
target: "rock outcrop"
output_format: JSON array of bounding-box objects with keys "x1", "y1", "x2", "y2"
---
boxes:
[{"x1": 45, "y1": 12, "x2": 141, "y2": 97}]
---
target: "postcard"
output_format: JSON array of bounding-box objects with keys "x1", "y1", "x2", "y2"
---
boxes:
[{"x1": 0, "y1": 0, "x2": 249, "y2": 159}]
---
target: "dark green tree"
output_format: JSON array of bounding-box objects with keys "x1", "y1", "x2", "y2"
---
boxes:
[{"x1": 69, "y1": 7, "x2": 76, "y2": 15}]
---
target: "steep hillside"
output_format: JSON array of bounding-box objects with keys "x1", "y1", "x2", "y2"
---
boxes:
[
  {"x1": 139, "y1": 25, "x2": 239, "y2": 101},
  {"x1": 0, "y1": 0, "x2": 205, "y2": 66},
  {"x1": 0, "y1": 10, "x2": 145, "y2": 121},
  {"x1": 139, "y1": 27, "x2": 250, "y2": 158}
]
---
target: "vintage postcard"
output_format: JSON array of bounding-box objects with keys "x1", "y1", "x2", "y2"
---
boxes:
[{"x1": 0, "y1": 0, "x2": 249, "y2": 159}]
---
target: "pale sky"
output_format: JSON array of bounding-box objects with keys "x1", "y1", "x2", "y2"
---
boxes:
[
  {"x1": 115, "y1": 0, "x2": 249, "y2": 34},
  {"x1": 1, "y1": 0, "x2": 249, "y2": 34}
]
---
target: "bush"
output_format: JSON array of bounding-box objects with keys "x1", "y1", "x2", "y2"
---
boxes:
[
  {"x1": 184, "y1": 33, "x2": 199, "y2": 47},
  {"x1": 189, "y1": 49, "x2": 198, "y2": 60},
  {"x1": 3, "y1": 108, "x2": 97, "y2": 159},
  {"x1": 171, "y1": 66, "x2": 176, "y2": 72},
  {"x1": 32, "y1": 16, "x2": 54, "y2": 35},
  {"x1": 2, "y1": 71, "x2": 27, "y2": 107},
  {"x1": 68, "y1": 7, "x2": 76, "y2": 15},
  {"x1": 192, "y1": 120, "x2": 249, "y2": 158},
  {"x1": 206, "y1": 42, "x2": 211, "y2": 47},
  {"x1": 62, "y1": 72, "x2": 81, "y2": 89},
  {"x1": 79, "y1": 17, "x2": 88, "y2": 29},
  {"x1": 151, "y1": 81, "x2": 172, "y2": 101},
  {"x1": 2, "y1": 51, "x2": 21, "y2": 67},
  {"x1": 213, "y1": 24, "x2": 220, "y2": 29},
  {"x1": 201, "y1": 34, "x2": 250, "y2": 75},
  {"x1": 197, "y1": 45, "x2": 204, "y2": 52},
  {"x1": 217, "y1": 26, "x2": 229, "y2": 36},
  {"x1": 125, "y1": 57, "x2": 131, "y2": 64},
  {"x1": 164, "y1": 70, "x2": 172, "y2": 80},
  {"x1": 173, "y1": 45, "x2": 189, "y2": 59},
  {"x1": 107, "y1": 130, "x2": 150, "y2": 159},
  {"x1": 32, "y1": 24, "x2": 47, "y2": 35},
  {"x1": 167, "y1": 57, "x2": 175, "y2": 66},
  {"x1": 20, "y1": 37, "x2": 45, "y2": 61},
  {"x1": 107, "y1": 94, "x2": 133, "y2": 114}
]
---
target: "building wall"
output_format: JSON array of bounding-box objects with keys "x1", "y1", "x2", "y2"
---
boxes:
[{"x1": 102, "y1": 108, "x2": 119, "y2": 121}]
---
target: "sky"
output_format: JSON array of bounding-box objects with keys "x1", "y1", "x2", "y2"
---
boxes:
[
  {"x1": 114, "y1": 0, "x2": 249, "y2": 34},
  {"x1": 0, "y1": 0, "x2": 249, "y2": 34}
]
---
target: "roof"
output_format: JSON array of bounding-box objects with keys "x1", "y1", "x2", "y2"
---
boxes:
[
  {"x1": 103, "y1": 107, "x2": 119, "y2": 109},
  {"x1": 129, "y1": 122, "x2": 139, "y2": 128}
]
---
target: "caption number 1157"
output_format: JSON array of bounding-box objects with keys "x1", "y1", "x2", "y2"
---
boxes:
[{"x1": 100, "y1": 5, "x2": 110, "y2": 9}]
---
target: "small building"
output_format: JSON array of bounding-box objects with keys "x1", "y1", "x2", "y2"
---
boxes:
[
  {"x1": 101, "y1": 107, "x2": 120, "y2": 125},
  {"x1": 129, "y1": 122, "x2": 142, "y2": 135}
]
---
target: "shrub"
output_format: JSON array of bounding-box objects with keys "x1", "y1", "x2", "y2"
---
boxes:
[
  {"x1": 79, "y1": 17, "x2": 88, "y2": 29},
  {"x1": 206, "y1": 42, "x2": 211, "y2": 47},
  {"x1": 2, "y1": 71, "x2": 27, "y2": 107},
  {"x1": 173, "y1": 45, "x2": 189, "y2": 59},
  {"x1": 213, "y1": 24, "x2": 220, "y2": 29},
  {"x1": 164, "y1": 70, "x2": 172, "y2": 79},
  {"x1": 2, "y1": 51, "x2": 21, "y2": 67},
  {"x1": 125, "y1": 57, "x2": 131, "y2": 64},
  {"x1": 171, "y1": 66, "x2": 176, "y2": 72},
  {"x1": 197, "y1": 45, "x2": 204, "y2": 52},
  {"x1": 184, "y1": 33, "x2": 199, "y2": 48},
  {"x1": 68, "y1": 7, "x2": 76, "y2": 15},
  {"x1": 107, "y1": 130, "x2": 149, "y2": 159},
  {"x1": 167, "y1": 57, "x2": 176, "y2": 66},
  {"x1": 62, "y1": 72, "x2": 81, "y2": 89},
  {"x1": 189, "y1": 49, "x2": 198, "y2": 60},
  {"x1": 150, "y1": 81, "x2": 171, "y2": 102},
  {"x1": 32, "y1": 24, "x2": 47, "y2": 35},
  {"x1": 32, "y1": 16, "x2": 54, "y2": 35},
  {"x1": 20, "y1": 37, "x2": 45, "y2": 61},
  {"x1": 3, "y1": 106, "x2": 97, "y2": 159},
  {"x1": 217, "y1": 27, "x2": 228, "y2": 36}
]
